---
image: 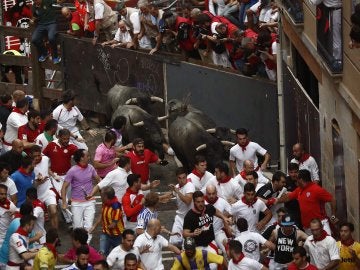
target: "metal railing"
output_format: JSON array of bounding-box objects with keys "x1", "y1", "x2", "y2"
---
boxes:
[
  {"x1": 281, "y1": 0, "x2": 304, "y2": 23},
  {"x1": 315, "y1": 3, "x2": 343, "y2": 73}
]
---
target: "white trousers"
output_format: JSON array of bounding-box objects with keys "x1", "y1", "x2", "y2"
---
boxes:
[
  {"x1": 71, "y1": 200, "x2": 96, "y2": 243},
  {"x1": 169, "y1": 215, "x2": 184, "y2": 246}
]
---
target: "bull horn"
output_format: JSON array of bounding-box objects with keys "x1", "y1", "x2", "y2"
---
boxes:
[
  {"x1": 132, "y1": 120, "x2": 144, "y2": 127},
  {"x1": 221, "y1": 140, "x2": 235, "y2": 146},
  {"x1": 230, "y1": 129, "x2": 236, "y2": 134},
  {"x1": 157, "y1": 115, "x2": 169, "y2": 121},
  {"x1": 206, "y1": 128, "x2": 216, "y2": 134},
  {"x1": 125, "y1": 98, "x2": 138, "y2": 105},
  {"x1": 196, "y1": 144, "x2": 207, "y2": 151},
  {"x1": 150, "y1": 96, "x2": 164, "y2": 103}
]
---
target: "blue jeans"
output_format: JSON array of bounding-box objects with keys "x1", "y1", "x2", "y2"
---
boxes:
[
  {"x1": 99, "y1": 233, "x2": 122, "y2": 256},
  {"x1": 31, "y1": 22, "x2": 58, "y2": 57}
]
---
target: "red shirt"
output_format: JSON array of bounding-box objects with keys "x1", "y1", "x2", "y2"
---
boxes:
[
  {"x1": 43, "y1": 141, "x2": 78, "y2": 175},
  {"x1": 64, "y1": 244, "x2": 103, "y2": 265},
  {"x1": 126, "y1": 149, "x2": 158, "y2": 184},
  {"x1": 288, "y1": 182, "x2": 333, "y2": 228},
  {"x1": 122, "y1": 188, "x2": 144, "y2": 222},
  {"x1": 288, "y1": 262, "x2": 318, "y2": 270},
  {"x1": 18, "y1": 123, "x2": 41, "y2": 155}
]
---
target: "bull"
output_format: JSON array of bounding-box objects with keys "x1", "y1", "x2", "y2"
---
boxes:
[
  {"x1": 169, "y1": 117, "x2": 233, "y2": 173},
  {"x1": 108, "y1": 84, "x2": 163, "y2": 114},
  {"x1": 167, "y1": 99, "x2": 216, "y2": 129},
  {"x1": 111, "y1": 105, "x2": 168, "y2": 159}
]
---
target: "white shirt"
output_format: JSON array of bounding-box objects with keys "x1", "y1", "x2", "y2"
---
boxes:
[
  {"x1": 234, "y1": 171, "x2": 269, "y2": 190},
  {"x1": 228, "y1": 256, "x2": 264, "y2": 270},
  {"x1": 0, "y1": 200, "x2": 17, "y2": 246},
  {"x1": 175, "y1": 181, "x2": 195, "y2": 218},
  {"x1": 229, "y1": 142, "x2": 267, "y2": 172},
  {"x1": 291, "y1": 156, "x2": 319, "y2": 182},
  {"x1": 205, "y1": 176, "x2": 243, "y2": 201},
  {"x1": 97, "y1": 167, "x2": 130, "y2": 201},
  {"x1": 122, "y1": 8, "x2": 141, "y2": 34},
  {"x1": 94, "y1": 2, "x2": 105, "y2": 19},
  {"x1": 114, "y1": 29, "x2": 133, "y2": 43},
  {"x1": 34, "y1": 155, "x2": 52, "y2": 202},
  {"x1": 9, "y1": 232, "x2": 29, "y2": 264},
  {"x1": 107, "y1": 245, "x2": 139, "y2": 270},
  {"x1": 304, "y1": 234, "x2": 340, "y2": 269},
  {"x1": 52, "y1": 104, "x2": 84, "y2": 133},
  {"x1": 187, "y1": 171, "x2": 214, "y2": 191},
  {"x1": 35, "y1": 133, "x2": 56, "y2": 151},
  {"x1": 1, "y1": 177, "x2": 18, "y2": 200},
  {"x1": 134, "y1": 231, "x2": 169, "y2": 270},
  {"x1": 4, "y1": 111, "x2": 28, "y2": 144},
  {"x1": 235, "y1": 230, "x2": 267, "y2": 261},
  {"x1": 231, "y1": 198, "x2": 268, "y2": 232},
  {"x1": 33, "y1": 203, "x2": 45, "y2": 244},
  {"x1": 205, "y1": 196, "x2": 231, "y2": 233},
  {"x1": 308, "y1": 0, "x2": 342, "y2": 8}
]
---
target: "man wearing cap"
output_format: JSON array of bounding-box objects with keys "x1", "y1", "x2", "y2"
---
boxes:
[
  {"x1": 171, "y1": 237, "x2": 227, "y2": 270},
  {"x1": 52, "y1": 90, "x2": 97, "y2": 150},
  {"x1": 268, "y1": 214, "x2": 308, "y2": 270}
]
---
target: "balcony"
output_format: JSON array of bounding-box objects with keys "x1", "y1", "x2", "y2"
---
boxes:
[
  {"x1": 315, "y1": 3, "x2": 343, "y2": 73},
  {"x1": 281, "y1": 0, "x2": 304, "y2": 24}
]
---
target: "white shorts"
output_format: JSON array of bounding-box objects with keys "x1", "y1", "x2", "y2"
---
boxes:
[
  {"x1": 169, "y1": 215, "x2": 184, "y2": 246},
  {"x1": 39, "y1": 189, "x2": 57, "y2": 206},
  {"x1": 215, "y1": 230, "x2": 228, "y2": 254}
]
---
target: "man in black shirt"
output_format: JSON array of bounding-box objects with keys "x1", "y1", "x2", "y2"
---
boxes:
[
  {"x1": 183, "y1": 191, "x2": 231, "y2": 265},
  {"x1": 285, "y1": 163, "x2": 302, "y2": 229},
  {"x1": 0, "y1": 94, "x2": 12, "y2": 133},
  {"x1": 0, "y1": 139, "x2": 24, "y2": 174},
  {"x1": 256, "y1": 171, "x2": 286, "y2": 226}
]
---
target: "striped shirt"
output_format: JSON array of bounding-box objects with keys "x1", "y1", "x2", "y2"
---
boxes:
[
  {"x1": 136, "y1": 207, "x2": 158, "y2": 230},
  {"x1": 101, "y1": 197, "x2": 124, "y2": 236}
]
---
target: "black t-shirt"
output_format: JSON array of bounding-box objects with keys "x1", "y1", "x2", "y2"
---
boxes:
[{"x1": 183, "y1": 204, "x2": 216, "y2": 247}]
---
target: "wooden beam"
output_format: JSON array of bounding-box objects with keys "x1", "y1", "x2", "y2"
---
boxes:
[
  {"x1": 0, "y1": 55, "x2": 31, "y2": 67},
  {"x1": 0, "y1": 25, "x2": 32, "y2": 38},
  {"x1": 42, "y1": 87, "x2": 62, "y2": 100},
  {"x1": 0, "y1": 82, "x2": 29, "y2": 94},
  {"x1": 282, "y1": 17, "x2": 322, "y2": 83}
]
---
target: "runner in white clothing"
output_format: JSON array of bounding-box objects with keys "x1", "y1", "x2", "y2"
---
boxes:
[
  {"x1": 187, "y1": 155, "x2": 214, "y2": 191},
  {"x1": 205, "y1": 184, "x2": 232, "y2": 254},
  {"x1": 234, "y1": 160, "x2": 269, "y2": 190},
  {"x1": 291, "y1": 143, "x2": 319, "y2": 183},
  {"x1": 168, "y1": 167, "x2": 195, "y2": 247},
  {"x1": 235, "y1": 217, "x2": 275, "y2": 261},
  {"x1": 229, "y1": 128, "x2": 270, "y2": 177},
  {"x1": 52, "y1": 91, "x2": 97, "y2": 150},
  {"x1": 0, "y1": 163, "x2": 17, "y2": 204},
  {"x1": 0, "y1": 184, "x2": 17, "y2": 246},
  {"x1": 206, "y1": 162, "x2": 242, "y2": 203},
  {"x1": 35, "y1": 119, "x2": 58, "y2": 151},
  {"x1": 227, "y1": 239, "x2": 268, "y2": 270}
]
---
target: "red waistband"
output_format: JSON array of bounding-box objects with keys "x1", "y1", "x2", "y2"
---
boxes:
[
  {"x1": 208, "y1": 241, "x2": 219, "y2": 254},
  {"x1": 3, "y1": 140, "x2": 12, "y2": 146},
  {"x1": 7, "y1": 261, "x2": 22, "y2": 266}
]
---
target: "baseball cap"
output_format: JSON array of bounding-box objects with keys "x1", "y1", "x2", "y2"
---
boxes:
[
  {"x1": 184, "y1": 237, "x2": 196, "y2": 250},
  {"x1": 280, "y1": 214, "x2": 295, "y2": 226},
  {"x1": 115, "y1": 1, "x2": 126, "y2": 11}
]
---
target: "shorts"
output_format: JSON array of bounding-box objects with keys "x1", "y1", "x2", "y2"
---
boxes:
[
  {"x1": 39, "y1": 189, "x2": 57, "y2": 206},
  {"x1": 169, "y1": 215, "x2": 184, "y2": 246}
]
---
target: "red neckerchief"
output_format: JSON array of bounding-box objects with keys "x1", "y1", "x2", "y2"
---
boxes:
[
  {"x1": 239, "y1": 170, "x2": 247, "y2": 179},
  {"x1": 77, "y1": 163, "x2": 88, "y2": 169},
  {"x1": 16, "y1": 227, "x2": 28, "y2": 236},
  {"x1": 0, "y1": 198, "x2": 10, "y2": 210},
  {"x1": 18, "y1": 167, "x2": 31, "y2": 176},
  {"x1": 240, "y1": 140, "x2": 250, "y2": 152},
  {"x1": 241, "y1": 196, "x2": 257, "y2": 207},
  {"x1": 204, "y1": 195, "x2": 219, "y2": 205},
  {"x1": 179, "y1": 178, "x2": 191, "y2": 189},
  {"x1": 14, "y1": 212, "x2": 22, "y2": 219},
  {"x1": 32, "y1": 199, "x2": 46, "y2": 212},
  {"x1": 104, "y1": 196, "x2": 119, "y2": 207},
  {"x1": 126, "y1": 187, "x2": 140, "y2": 195},
  {"x1": 191, "y1": 169, "x2": 205, "y2": 179},
  {"x1": 298, "y1": 153, "x2": 310, "y2": 164},
  {"x1": 341, "y1": 238, "x2": 355, "y2": 247},
  {"x1": 232, "y1": 252, "x2": 245, "y2": 264},
  {"x1": 218, "y1": 176, "x2": 232, "y2": 185},
  {"x1": 12, "y1": 107, "x2": 25, "y2": 115},
  {"x1": 312, "y1": 230, "x2": 328, "y2": 242},
  {"x1": 44, "y1": 243, "x2": 58, "y2": 258}
]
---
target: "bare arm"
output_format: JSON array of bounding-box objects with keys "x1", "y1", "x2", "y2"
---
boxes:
[
  {"x1": 229, "y1": 160, "x2": 236, "y2": 177},
  {"x1": 20, "y1": 251, "x2": 38, "y2": 261},
  {"x1": 61, "y1": 181, "x2": 70, "y2": 209},
  {"x1": 261, "y1": 152, "x2": 271, "y2": 171},
  {"x1": 88, "y1": 185, "x2": 100, "y2": 198},
  {"x1": 257, "y1": 208, "x2": 272, "y2": 231},
  {"x1": 10, "y1": 193, "x2": 17, "y2": 205},
  {"x1": 320, "y1": 260, "x2": 340, "y2": 270},
  {"x1": 167, "y1": 243, "x2": 181, "y2": 255},
  {"x1": 93, "y1": 158, "x2": 118, "y2": 169}
]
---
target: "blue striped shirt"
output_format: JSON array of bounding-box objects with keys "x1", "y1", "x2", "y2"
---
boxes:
[{"x1": 136, "y1": 207, "x2": 158, "y2": 230}]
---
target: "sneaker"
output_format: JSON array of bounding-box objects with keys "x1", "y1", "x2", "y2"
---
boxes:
[
  {"x1": 53, "y1": 57, "x2": 61, "y2": 64},
  {"x1": 38, "y1": 54, "x2": 50, "y2": 62}
]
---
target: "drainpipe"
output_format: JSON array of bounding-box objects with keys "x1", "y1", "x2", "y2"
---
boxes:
[{"x1": 277, "y1": 17, "x2": 287, "y2": 172}]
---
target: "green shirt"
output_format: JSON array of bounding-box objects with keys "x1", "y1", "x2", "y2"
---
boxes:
[{"x1": 32, "y1": 0, "x2": 57, "y2": 25}]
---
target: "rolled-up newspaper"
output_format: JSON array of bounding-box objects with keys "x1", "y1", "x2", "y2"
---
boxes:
[
  {"x1": 65, "y1": 208, "x2": 73, "y2": 217},
  {"x1": 277, "y1": 187, "x2": 287, "y2": 199}
]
